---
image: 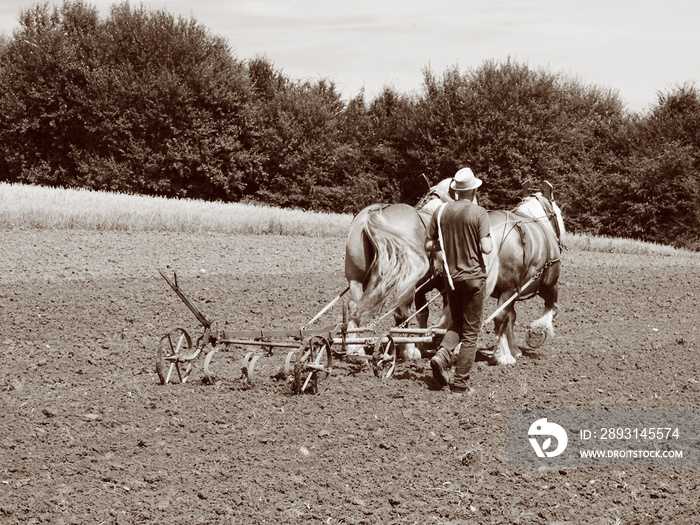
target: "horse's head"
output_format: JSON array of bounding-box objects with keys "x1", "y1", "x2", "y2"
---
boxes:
[
  {"x1": 515, "y1": 181, "x2": 565, "y2": 248},
  {"x1": 415, "y1": 177, "x2": 454, "y2": 215}
]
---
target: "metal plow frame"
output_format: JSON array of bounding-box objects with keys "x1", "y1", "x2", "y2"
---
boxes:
[{"x1": 156, "y1": 269, "x2": 446, "y2": 392}]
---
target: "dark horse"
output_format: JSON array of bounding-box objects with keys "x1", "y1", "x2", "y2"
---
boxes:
[
  {"x1": 344, "y1": 179, "x2": 453, "y2": 357},
  {"x1": 344, "y1": 179, "x2": 564, "y2": 364}
]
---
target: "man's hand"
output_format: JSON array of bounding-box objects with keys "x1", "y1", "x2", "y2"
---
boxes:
[{"x1": 425, "y1": 238, "x2": 440, "y2": 253}]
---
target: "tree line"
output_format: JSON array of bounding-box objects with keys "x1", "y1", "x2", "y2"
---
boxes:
[{"x1": 1, "y1": 1, "x2": 699, "y2": 248}]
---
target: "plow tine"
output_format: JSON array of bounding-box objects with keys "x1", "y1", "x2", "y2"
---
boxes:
[
  {"x1": 301, "y1": 372, "x2": 313, "y2": 393},
  {"x1": 386, "y1": 360, "x2": 395, "y2": 378},
  {"x1": 382, "y1": 339, "x2": 392, "y2": 359},
  {"x1": 384, "y1": 340, "x2": 396, "y2": 378}
]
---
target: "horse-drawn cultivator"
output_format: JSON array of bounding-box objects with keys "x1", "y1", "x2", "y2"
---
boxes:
[{"x1": 155, "y1": 270, "x2": 446, "y2": 394}]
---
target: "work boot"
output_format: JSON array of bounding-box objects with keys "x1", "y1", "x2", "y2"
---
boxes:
[
  {"x1": 430, "y1": 347, "x2": 452, "y2": 387},
  {"x1": 450, "y1": 385, "x2": 474, "y2": 397}
]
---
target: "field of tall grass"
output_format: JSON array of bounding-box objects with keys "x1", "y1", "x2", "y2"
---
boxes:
[
  {"x1": 0, "y1": 182, "x2": 352, "y2": 237},
  {"x1": 1, "y1": 182, "x2": 696, "y2": 257}
]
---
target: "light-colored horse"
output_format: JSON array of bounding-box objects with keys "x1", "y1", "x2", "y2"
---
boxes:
[
  {"x1": 483, "y1": 183, "x2": 566, "y2": 365},
  {"x1": 344, "y1": 180, "x2": 453, "y2": 357},
  {"x1": 344, "y1": 179, "x2": 565, "y2": 365}
]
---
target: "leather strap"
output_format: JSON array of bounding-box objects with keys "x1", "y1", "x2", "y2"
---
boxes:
[{"x1": 436, "y1": 203, "x2": 454, "y2": 291}]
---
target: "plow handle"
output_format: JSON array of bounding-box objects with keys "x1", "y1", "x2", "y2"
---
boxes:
[{"x1": 159, "y1": 269, "x2": 211, "y2": 329}]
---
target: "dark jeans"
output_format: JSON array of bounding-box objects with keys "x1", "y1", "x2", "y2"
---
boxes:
[{"x1": 441, "y1": 277, "x2": 486, "y2": 390}]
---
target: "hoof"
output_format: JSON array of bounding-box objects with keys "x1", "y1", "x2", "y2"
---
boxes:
[
  {"x1": 526, "y1": 326, "x2": 548, "y2": 349},
  {"x1": 345, "y1": 344, "x2": 367, "y2": 364},
  {"x1": 492, "y1": 353, "x2": 517, "y2": 366},
  {"x1": 400, "y1": 343, "x2": 422, "y2": 360}
]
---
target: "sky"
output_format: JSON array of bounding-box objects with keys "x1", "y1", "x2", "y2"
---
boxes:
[{"x1": 1, "y1": 0, "x2": 698, "y2": 112}]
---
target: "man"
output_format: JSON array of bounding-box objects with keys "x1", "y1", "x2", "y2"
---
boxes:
[{"x1": 424, "y1": 167, "x2": 492, "y2": 394}]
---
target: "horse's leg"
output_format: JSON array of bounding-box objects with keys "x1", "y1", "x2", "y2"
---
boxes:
[
  {"x1": 491, "y1": 296, "x2": 517, "y2": 365},
  {"x1": 345, "y1": 280, "x2": 367, "y2": 359},
  {"x1": 412, "y1": 288, "x2": 430, "y2": 358},
  {"x1": 528, "y1": 284, "x2": 558, "y2": 348},
  {"x1": 414, "y1": 277, "x2": 448, "y2": 358},
  {"x1": 424, "y1": 288, "x2": 451, "y2": 359},
  {"x1": 346, "y1": 280, "x2": 364, "y2": 328},
  {"x1": 529, "y1": 282, "x2": 558, "y2": 342},
  {"x1": 414, "y1": 289, "x2": 429, "y2": 330},
  {"x1": 437, "y1": 289, "x2": 450, "y2": 329},
  {"x1": 505, "y1": 306, "x2": 521, "y2": 358},
  {"x1": 393, "y1": 301, "x2": 421, "y2": 360}
]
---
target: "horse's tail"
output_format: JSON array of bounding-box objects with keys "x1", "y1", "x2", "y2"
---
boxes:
[{"x1": 356, "y1": 206, "x2": 429, "y2": 322}]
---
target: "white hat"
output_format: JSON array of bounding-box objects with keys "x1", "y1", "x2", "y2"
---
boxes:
[{"x1": 450, "y1": 168, "x2": 482, "y2": 192}]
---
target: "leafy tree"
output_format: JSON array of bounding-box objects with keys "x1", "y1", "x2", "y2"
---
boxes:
[
  {"x1": 599, "y1": 83, "x2": 700, "y2": 248},
  {"x1": 644, "y1": 83, "x2": 700, "y2": 151},
  {"x1": 0, "y1": 1, "x2": 103, "y2": 185},
  {"x1": 96, "y1": 2, "x2": 256, "y2": 199},
  {"x1": 0, "y1": 1, "x2": 255, "y2": 199},
  {"x1": 407, "y1": 59, "x2": 633, "y2": 229},
  {"x1": 247, "y1": 72, "x2": 374, "y2": 212},
  {"x1": 552, "y1": 78, "x2": 635, "y2": 234},
  {"x1": 409, "y1": 61, "x2": 563, "y2": 208},
  {"x1": 362, "y1": 87, "x2": 426, "y2": 205},
  {"x1": 1, "y1": 3, "x2": 699, "y2": 247}
]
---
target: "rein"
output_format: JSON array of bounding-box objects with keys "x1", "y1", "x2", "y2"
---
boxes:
[
  {"x1": 362, "y1": 275, "x2": 439, "y2": 330},
  {"x1": 514, "y1": 257, "x2": 561, "y2": 301}
]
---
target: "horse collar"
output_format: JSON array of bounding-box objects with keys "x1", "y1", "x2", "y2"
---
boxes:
[{"x1": 533, "y1": 194, "x2": 563, "y2": 250}]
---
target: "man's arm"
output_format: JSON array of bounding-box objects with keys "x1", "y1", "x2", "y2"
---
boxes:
[
  {"x1": 425, "y1": 212, "x2": 440, "y2": 252},
  {"x1": 480, "y1": 235, "x2": 492, "y2": 255}
]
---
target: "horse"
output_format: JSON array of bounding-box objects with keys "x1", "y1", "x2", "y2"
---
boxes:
[
  {"x1": 483, "y1": 181, "x2": 565, "y2": 365},
  {"x1": 345, "y1": 178, "x2": 564, "y2": 366},
  {"x1": 344, "y1": 179, "x2": 453, "y2": 357}
]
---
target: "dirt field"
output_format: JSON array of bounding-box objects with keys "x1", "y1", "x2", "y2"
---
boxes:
[{"x1": 1, "y1": 230, "x2": 699, "y2": 524}]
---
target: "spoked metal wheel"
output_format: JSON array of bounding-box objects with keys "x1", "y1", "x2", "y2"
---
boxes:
[
  {"x1": 526, "y1": 325, "x2": 548, "y2": 349},
  {"x1": 292, "y1": 335, "x2": 333, "y2": 395},
  {"x1": 372, "y1": 335, "x2": 397, "y2": 379},
  {"x1": 156, "y1": 328, "x2": 195, "y2": 384}
]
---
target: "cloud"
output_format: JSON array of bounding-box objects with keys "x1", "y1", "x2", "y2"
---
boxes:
[{"x1": 1, "y1": 0, "x2": 698, "y2": 109}]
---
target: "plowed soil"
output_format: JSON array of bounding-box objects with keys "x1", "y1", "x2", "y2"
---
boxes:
[{"x1": 1, "y1": 230, "x2": 699, "y2": 524}]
